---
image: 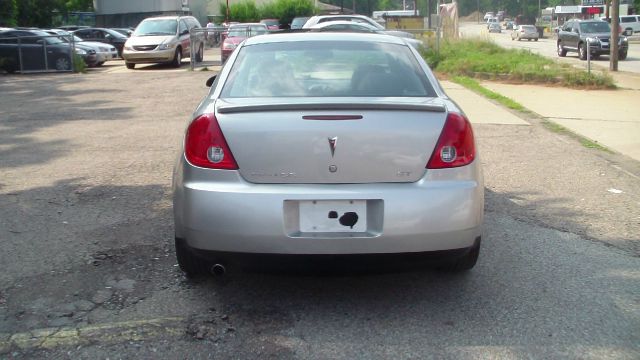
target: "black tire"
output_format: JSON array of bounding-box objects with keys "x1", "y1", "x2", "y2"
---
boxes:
[
  {"x1": 172, "y1": 48, "x2": 182, "y2": 68},
  {"x1": 438, "y1": 239, "x2": 481, "y2": 272},
  {"x1": 96, "y1": 62, "x2": 105, "y2": 67},
  {"x1": 125, "y1": 62, "x2": 135, "y2": 69},
  {"x1": 534, "y1": 38, "x2": 538, "y2": 41},
  {"x1": 557, "y1": 42, "x2": 567, "y2": 57},
  {"x1": 619, "y1": 51, "x2": 628, "y2": 60},
  {"x1": 175, "y1": 237, "x2": 208, "y2": 278},
  {"x1": 195, "y1": 43, "x2": 203, "y2": 62},
  {"x1": 578, "y1": 43, "x2": 587, "y2": 60}
]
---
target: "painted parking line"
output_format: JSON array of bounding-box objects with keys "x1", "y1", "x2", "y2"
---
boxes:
[{"x1": 0, "y1": 317, "x2": 184, "y2": 354}]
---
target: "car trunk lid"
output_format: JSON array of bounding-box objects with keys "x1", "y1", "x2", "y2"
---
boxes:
[{"x1": 214, "y1": 97, "x2": 449, "y2": 184}]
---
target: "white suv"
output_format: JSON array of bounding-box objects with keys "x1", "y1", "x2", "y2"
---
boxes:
[{"x1": 620, "y1": 15, "x2": 640, "y2": 35}]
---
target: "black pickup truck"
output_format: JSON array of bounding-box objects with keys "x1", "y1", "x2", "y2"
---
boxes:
[{"x1": 557, "y1": 19, "x2": 629, "y2": 60}]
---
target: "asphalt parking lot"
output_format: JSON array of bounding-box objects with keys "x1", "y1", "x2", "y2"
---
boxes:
[{"x1": 1, "y1": 68, "x2": 639, "y2": 358}]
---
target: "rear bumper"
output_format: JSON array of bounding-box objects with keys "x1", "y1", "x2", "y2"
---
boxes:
[
  {"x1": 187, "y1": 237, "x2": 481, "y2": 272},
  {"x1": 173, "y1": 156, "x2": 484, "y2": 255}
]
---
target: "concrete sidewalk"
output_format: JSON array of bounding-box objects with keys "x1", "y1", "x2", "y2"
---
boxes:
[{"x1": 479, "y1": 72, "x2": 640, "y2": 162}]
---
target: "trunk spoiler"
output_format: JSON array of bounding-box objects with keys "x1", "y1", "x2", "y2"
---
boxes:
[{"x1": 217, "y1": 102, "x2": 446, "y2": 114}]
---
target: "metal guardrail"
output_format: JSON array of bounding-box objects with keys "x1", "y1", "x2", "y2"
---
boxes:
[{"x1": 0, "y1": 34, "x2": 76, "y2": 74}]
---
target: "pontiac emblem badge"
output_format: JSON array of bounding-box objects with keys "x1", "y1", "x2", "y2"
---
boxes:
[{"x1": 328, "y1": 137, "x2": 338, "y2": 157}]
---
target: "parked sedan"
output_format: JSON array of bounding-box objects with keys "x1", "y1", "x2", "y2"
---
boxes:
[
  {"x1": 173, "y1": 32, "x2": 484, "y2": 277},
  {"x1": 73, "y1": 28, "x2": 128, "y2": 56},
  {"x1": 511, "y1": 25, "x2": 539, "y2": 41},
  {"x1": 0, "y1": 29, "x2": 76, "y2": 72},
  {"x1": 46, "y1": 29, "x2": 119, "y2": 66},
  {"x1": 488, "y1": 22, "x2": 502, "y2": 33},
  {"x1": 220, "y1": 23, "x2": 268, "y2": 63}
]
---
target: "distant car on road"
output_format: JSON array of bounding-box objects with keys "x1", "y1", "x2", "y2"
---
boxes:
[
  {"x1": 488, "y1": 22, "x2": 502, "y2": 33},
  {"x1": 486, "y1": 17, "x2": 499, "y2": 29},
  {"x1": 511, "y1": 25, "x2": 539, "y2": 41},
  {"x1": 557, "y1": 19, "x2": 628, "y2": 60},
  {"x1": 484, "y1": 12, "x2": 495, "y2": 21}
]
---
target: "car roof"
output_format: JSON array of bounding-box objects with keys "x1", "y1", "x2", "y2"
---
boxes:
[
  {"x1": 243, "y1": 32, "x2": 406, "y2": 46},
  {"x1": 311, "y1": 21, "x2": 376, "y2": 28}
]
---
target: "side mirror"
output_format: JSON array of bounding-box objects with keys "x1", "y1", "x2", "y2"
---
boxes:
[
  {"x1": 181, "y1": 29, "x2": 189, "y2": 36},
  {"x1": 105, "y1": 34, "x2": 112, "y2": 39},
  {"x1": 206, "y1": 75, "x2": 217, "y2": 87}
]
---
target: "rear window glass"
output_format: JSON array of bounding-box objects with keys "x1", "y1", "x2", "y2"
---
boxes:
[{"x1": 220, "y1": 40, "x2": 436, "y2": 98}]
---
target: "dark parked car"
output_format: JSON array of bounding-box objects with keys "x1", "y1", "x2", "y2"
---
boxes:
[
  {"x1": 111, "y1": 28, "x2": 133, "y2": 37},
  {"x1": 0, "y1": 29, "x2": 77, "y2": 73},
  {"x1": 557, "y1": 19, "x2": 629, "y2": 60},
  {"x1": 73, "y1": 28, "x2": 128, "y2": 57}
]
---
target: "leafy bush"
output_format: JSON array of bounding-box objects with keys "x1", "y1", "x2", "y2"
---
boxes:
[{"x1": 220, "y1": 0, "x2": 314, "y2": 27}]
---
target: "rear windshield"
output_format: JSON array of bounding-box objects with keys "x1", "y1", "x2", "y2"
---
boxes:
[
  {"x1": 220, "y1": 40, "x2": 436, "y2": 98},
  {"x1": 134, "y1": 19, "x2": 178, "y2": 36}
]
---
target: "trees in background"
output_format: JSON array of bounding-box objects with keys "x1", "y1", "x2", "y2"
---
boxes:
[
  {"x1": 0, "y1": 0, "x2": 92, "y2": 28},
  {"x1": 221, "y1": 0, "x2": 314, "y2": 26}
]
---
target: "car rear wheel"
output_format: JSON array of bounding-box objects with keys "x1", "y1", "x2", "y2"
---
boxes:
[
  {"x1": 579, "y1": 43, "x2": 587, "y2": 60},
  {"x1": 125, "y1": 62, "x2": 135, "y2": 69},
  {"x1": 438, "y1": 238, "x2": 481, "y2": 272},
  {"x1": 557, "y1": 42, "x2": 567, "y2": 57},
  {"x1": 175, "y1": 237, "x2": 209, "y2": 278},
  {"x1": 619, "y1": 50, "x2": 628, "y2": 60},
  {"x1": 534, "y1": 38, "x2": 538, "y2": 41},
  {"x1": 55, "y1": 56, "x2": 71, "y2": 71},
  {"x1": 172, "y1": 48, "x2": 182, "y2": 68}
]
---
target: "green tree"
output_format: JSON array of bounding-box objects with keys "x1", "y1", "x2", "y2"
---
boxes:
[
  {"x1": 16, "y1": 0, "x2": 60, "y2": 27},
  {"x1": 0, "y1": 0, "x2": 18, "y2": 27}
]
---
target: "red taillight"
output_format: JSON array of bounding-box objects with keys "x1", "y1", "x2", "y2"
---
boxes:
[
  {"x1": 184, "y1": 114, "x2": 238, "y2": 170},
  {"x1": 426, "y1": 112, "x2": 476, "y2": 169}
]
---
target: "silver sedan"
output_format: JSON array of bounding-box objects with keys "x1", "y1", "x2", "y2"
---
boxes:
[{"x1": 172, "y1": 32, "x2": 484, "y2": 276}]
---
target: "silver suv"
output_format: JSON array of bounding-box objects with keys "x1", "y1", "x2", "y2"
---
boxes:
[{"x1": 122, "y1": 16, "x2": 204, "y2": 69}]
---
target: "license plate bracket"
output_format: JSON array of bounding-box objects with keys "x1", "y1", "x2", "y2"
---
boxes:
[{"x1": 299, "y1": 200, "x2": 366, "y2": 233}]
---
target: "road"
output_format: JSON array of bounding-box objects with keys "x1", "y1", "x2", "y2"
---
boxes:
[
  {"x1": 459, "y1": 22, "x2": 640, "y2": 74},
  {"x1": 0, "y1": 65, "x2": 639, "y2": 358}
]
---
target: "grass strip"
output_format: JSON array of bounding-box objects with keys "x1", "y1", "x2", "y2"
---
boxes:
[
  {"x1": 451, "y1": 76, "x2": 528, "y2": 112},
  {"x1": 541, "y1": 120, "x2": 612, "y2": 152},
  {"x1": 453, "y1": 75, "x2": 612, "y2": 153},
  {"x1": 422, "y1": 38, "x2": 615, "y2": 89}
]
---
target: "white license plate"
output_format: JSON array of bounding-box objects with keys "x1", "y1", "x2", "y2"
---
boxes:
[{"x1": 299, "y1": 200, "x2": 366, "y2": 233}]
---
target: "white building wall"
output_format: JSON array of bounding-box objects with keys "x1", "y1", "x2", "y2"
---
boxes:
[{"x1": 93, "y1": 0, "x2": 184, "y2": 15}]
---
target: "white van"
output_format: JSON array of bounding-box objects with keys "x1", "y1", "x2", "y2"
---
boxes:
[{"x1": 122, "y1": 16, "x2": 204, "y2": 69}]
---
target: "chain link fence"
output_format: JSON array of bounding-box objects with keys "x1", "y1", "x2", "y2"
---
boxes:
[{"x1": 0, "y1": 33, "x2": 78, "y2": 74}]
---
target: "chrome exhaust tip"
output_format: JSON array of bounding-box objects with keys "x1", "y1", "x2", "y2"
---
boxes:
[{"x1": 211, "y1": 263, "x2": 226, "y2": 276}]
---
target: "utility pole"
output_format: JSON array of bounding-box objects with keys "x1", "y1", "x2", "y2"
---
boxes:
[{"x1": 610, "y1": 0, "x2": 619, "y2": 71}]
